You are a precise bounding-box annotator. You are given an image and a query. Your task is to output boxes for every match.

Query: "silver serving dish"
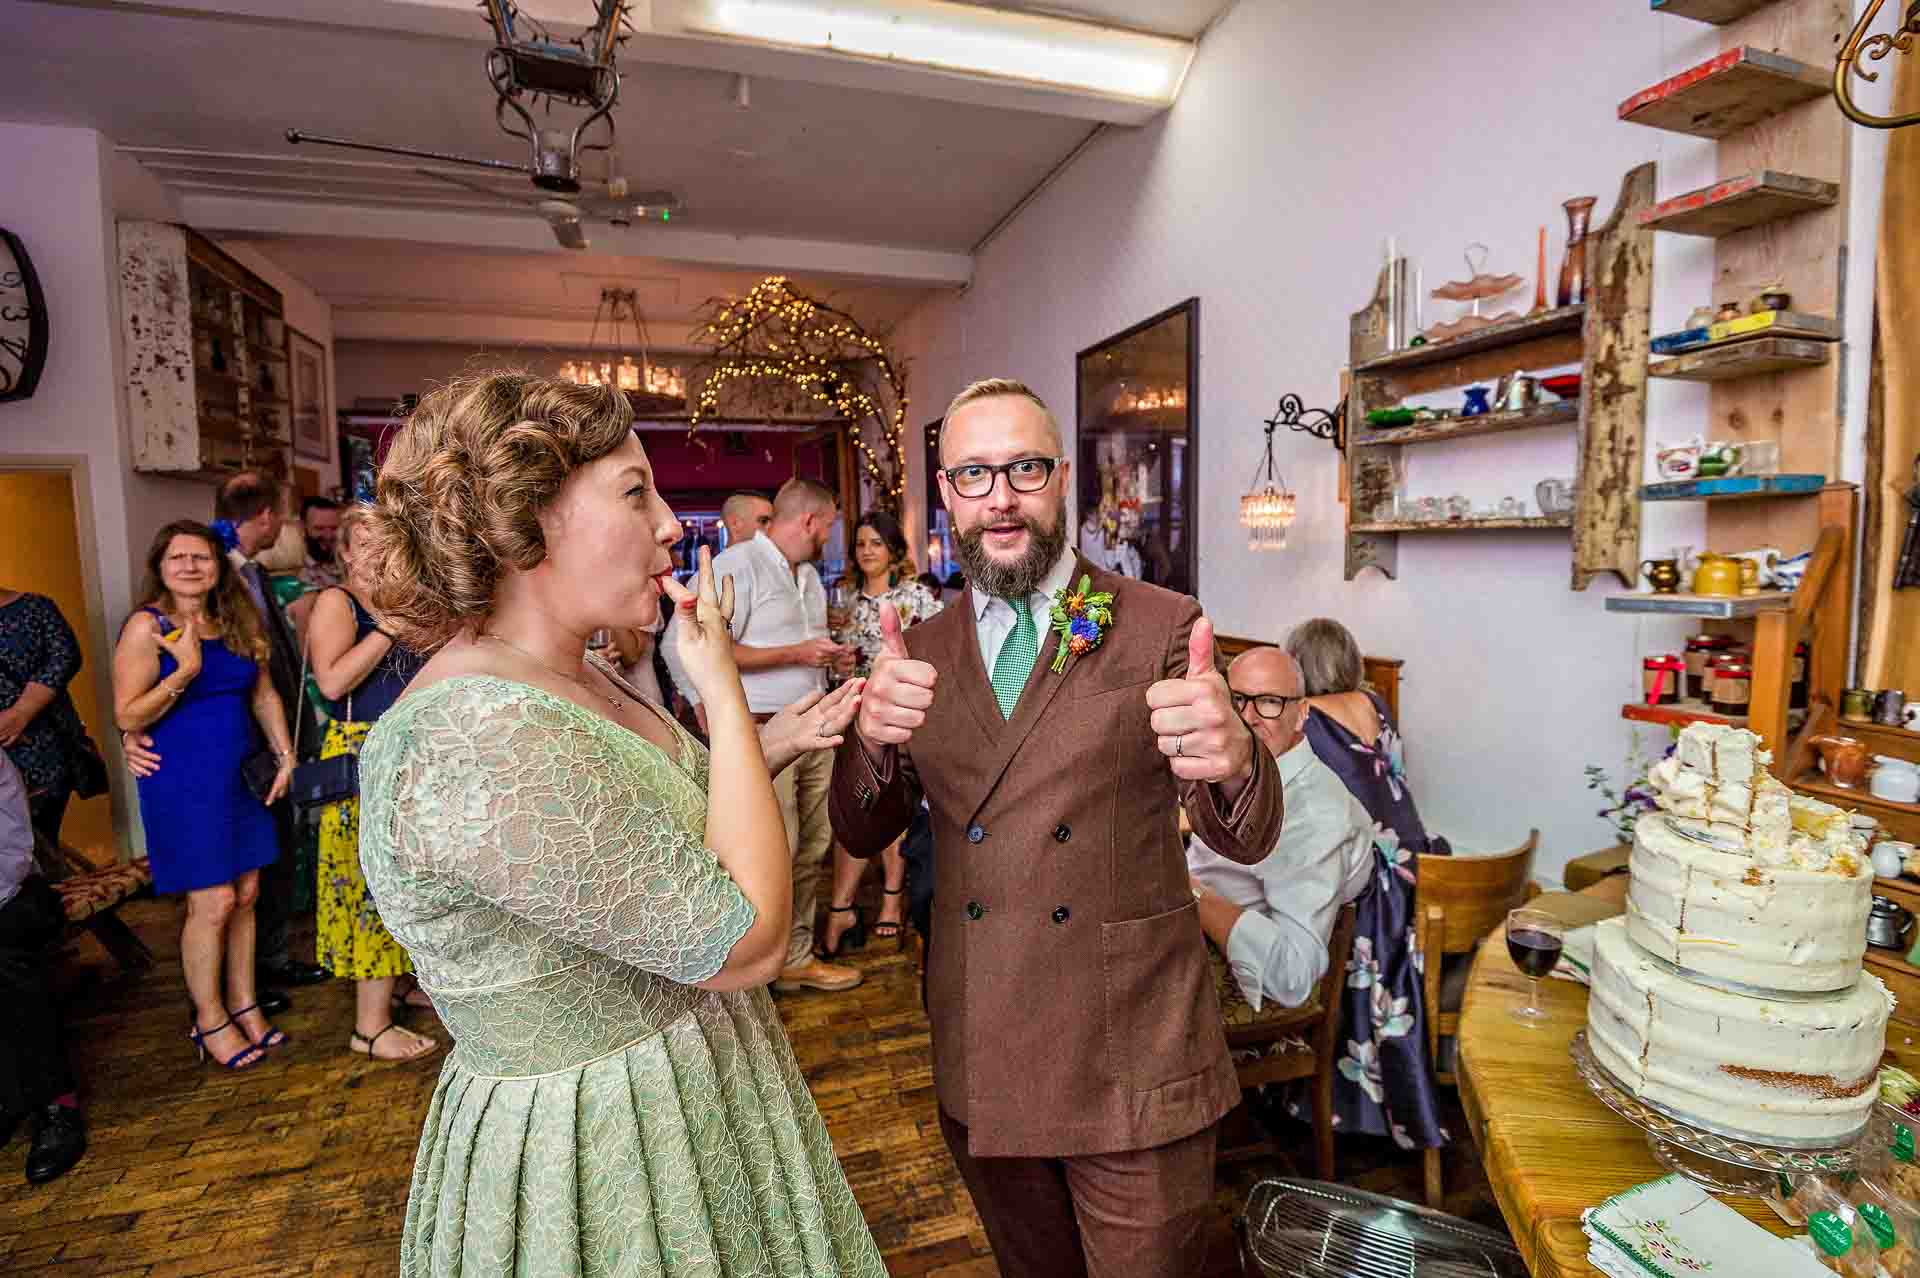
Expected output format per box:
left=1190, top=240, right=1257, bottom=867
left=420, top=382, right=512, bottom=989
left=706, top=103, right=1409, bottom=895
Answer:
left=1239, top=1178, right=1527, bottom=1278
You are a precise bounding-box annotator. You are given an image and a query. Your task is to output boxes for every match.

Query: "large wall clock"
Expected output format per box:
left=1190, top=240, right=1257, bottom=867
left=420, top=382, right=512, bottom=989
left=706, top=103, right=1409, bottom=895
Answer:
left=0, top=228, right=49, bottom=403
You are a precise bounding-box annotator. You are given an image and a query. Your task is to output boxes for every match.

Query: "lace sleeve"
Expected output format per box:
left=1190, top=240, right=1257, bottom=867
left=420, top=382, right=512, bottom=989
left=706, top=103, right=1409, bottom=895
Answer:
left=372, top=680, right=756, bottom=985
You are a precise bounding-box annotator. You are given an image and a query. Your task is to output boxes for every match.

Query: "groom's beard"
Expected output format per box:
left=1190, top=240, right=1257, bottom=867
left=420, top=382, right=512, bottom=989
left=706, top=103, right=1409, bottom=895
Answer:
left=955, top=500, right=1068, bottom=599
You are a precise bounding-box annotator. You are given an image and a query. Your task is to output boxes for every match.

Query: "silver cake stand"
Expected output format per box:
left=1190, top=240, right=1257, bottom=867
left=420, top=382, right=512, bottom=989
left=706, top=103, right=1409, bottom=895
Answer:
left=1570, top=1030, right=1862, bottom=1195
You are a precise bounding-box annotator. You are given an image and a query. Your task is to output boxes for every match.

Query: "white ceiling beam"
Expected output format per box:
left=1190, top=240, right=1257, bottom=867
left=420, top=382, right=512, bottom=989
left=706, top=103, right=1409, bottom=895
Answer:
left=174, top=191, right=973, bottom=287
left=330, top=308, right=712, bottom=347
left=62, top=0, right=1171, bottom=124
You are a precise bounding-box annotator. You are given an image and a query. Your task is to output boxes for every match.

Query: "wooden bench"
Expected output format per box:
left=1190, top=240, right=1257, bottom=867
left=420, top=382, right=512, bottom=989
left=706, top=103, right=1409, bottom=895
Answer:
left=39, top=833, right=156, bottom=972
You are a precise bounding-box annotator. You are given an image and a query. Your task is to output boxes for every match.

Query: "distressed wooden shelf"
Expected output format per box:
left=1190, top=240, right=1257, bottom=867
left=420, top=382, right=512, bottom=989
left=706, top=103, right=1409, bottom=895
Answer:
left=1640, top=474, right=1827, bottom=500
left=1650, top=0, right=1777, bottom=23
left=1350, top=515, right=1572, bottom=534
left=1792, top=772, right=1920, bottom=817
left=1618, top=48, right=1832, bottom=139
left=1359, top=400, right=1577, bottom=446
left=1621, top=699, right=1745, bottom=729
left=1352, top=306, right=1585, bottom=375
left=1648, top=337, right=1831, bottom=381
left=1604, top=591, right=1791, bottom=618
left=1640, top=171, right=1840, bottom=237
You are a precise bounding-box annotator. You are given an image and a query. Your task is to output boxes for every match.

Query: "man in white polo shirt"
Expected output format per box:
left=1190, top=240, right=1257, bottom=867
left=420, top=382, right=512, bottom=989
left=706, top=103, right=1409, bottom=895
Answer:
left=712, top=477, right=860, bottom=992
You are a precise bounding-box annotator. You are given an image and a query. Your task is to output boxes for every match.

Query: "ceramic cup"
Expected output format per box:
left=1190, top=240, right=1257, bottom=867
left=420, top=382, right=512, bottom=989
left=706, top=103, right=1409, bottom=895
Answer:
left=1876, top=689, right=1908, bottom=727
left=1656, top=442, right=1703, bottom=480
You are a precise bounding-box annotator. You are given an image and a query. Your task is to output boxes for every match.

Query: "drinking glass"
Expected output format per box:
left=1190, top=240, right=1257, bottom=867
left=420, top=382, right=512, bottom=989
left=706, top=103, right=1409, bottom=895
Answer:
left=1504, top=907, right=1565, bottom=1025
left=826, top=579, right=856, bottom=641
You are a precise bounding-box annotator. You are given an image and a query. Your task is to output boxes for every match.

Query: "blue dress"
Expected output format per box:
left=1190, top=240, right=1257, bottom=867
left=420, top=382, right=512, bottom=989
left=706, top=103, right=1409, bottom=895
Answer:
left=132, top=609, right=279, bottom=894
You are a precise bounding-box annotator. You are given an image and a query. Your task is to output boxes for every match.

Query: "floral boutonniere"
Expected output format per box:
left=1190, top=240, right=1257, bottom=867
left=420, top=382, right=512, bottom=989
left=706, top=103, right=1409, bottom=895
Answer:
left=1048, top=574, right=1115, bottom=673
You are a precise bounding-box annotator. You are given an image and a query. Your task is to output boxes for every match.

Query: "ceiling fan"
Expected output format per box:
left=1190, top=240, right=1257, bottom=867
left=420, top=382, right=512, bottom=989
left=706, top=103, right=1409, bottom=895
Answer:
left=284, top=0, right=684, bottom=250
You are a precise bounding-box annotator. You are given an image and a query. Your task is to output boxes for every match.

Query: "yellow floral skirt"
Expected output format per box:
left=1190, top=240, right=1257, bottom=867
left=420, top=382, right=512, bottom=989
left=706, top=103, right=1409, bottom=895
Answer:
left=315, top=719, right=413, bottom=981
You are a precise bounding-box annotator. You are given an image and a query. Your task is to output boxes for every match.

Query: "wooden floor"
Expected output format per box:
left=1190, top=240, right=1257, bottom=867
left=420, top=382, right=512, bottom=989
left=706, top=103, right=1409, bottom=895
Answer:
left=0, top=899, right=1504, bottom=1275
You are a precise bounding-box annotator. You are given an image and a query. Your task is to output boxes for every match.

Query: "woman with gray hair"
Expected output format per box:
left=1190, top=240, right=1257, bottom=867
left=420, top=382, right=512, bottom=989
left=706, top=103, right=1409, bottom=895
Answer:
left=1281, top=617, right=1449, bottom=1153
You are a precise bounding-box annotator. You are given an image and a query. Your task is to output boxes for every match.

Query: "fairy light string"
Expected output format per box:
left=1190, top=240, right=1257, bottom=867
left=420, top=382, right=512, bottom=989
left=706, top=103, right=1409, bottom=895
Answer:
left=689, top=276, right=908, bottom=512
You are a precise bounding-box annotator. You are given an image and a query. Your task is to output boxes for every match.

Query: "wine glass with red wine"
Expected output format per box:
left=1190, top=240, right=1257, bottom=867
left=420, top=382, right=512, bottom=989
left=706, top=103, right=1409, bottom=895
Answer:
left=1505, top=908, right=1565, bottom=1025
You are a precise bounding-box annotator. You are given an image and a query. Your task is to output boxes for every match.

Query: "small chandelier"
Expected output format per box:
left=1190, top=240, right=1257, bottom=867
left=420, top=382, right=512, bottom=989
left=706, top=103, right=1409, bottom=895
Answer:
left=1240, top=404, right=1299, bottom=552
left=559, top=287, right=686, bottom=399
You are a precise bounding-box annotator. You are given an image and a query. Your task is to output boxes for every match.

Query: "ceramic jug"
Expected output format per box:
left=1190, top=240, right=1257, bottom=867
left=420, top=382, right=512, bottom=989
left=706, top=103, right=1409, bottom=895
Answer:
left=1640, top=558, right=1681, bottom=594
left=1810, top=735, right=1874, bottom=790
left=1688, top=552, right=1742, bottom=597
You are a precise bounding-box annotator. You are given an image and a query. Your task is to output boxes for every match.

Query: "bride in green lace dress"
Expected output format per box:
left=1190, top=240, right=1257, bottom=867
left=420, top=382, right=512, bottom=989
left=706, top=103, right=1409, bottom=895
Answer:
left=352, top=373, right=884, bottom=1277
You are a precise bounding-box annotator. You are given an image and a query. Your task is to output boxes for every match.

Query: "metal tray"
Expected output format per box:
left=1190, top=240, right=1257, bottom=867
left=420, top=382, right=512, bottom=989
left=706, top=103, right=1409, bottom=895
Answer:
left=1239, top=1177, right=1527, bottom=1278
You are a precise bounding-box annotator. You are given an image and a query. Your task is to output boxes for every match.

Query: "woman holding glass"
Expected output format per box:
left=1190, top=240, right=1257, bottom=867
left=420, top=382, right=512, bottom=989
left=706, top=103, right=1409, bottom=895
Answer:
left=353, top=372, right=880, bottom=1276
left=817, top=511, right=942, bottom=957
left=112, top=521, right=292, bottom=1071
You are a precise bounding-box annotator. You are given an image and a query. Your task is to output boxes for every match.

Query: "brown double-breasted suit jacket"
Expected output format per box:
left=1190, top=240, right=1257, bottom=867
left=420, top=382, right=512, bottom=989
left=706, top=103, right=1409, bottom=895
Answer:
left=829, top=558, right=1285, bottom=1158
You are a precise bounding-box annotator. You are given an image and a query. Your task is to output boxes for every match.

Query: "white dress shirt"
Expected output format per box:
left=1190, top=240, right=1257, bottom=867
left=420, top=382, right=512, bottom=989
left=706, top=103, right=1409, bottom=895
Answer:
left=1187, top=737, right=1375, bottom=1011
left=0, top=753, right=41, bottom=908
left=969, top=541, right=1080, bottom=678
left=698, top=531, right=827, bottom=714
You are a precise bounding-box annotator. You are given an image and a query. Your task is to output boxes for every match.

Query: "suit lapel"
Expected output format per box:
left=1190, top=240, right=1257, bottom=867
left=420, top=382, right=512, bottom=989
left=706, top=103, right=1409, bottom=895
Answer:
left=951, top=583, right=1004, bottom=741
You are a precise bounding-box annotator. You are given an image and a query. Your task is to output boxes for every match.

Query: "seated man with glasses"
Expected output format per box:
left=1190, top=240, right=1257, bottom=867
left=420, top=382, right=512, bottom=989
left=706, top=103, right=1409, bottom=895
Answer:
left=1187, top=644, right=1373, bottom=1011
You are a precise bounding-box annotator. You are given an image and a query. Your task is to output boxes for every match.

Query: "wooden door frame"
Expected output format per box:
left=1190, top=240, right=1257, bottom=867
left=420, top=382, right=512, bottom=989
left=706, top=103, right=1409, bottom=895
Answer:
left=0, top=453, right=130, bottom=861
left=796, top=422, right=861, bottom=566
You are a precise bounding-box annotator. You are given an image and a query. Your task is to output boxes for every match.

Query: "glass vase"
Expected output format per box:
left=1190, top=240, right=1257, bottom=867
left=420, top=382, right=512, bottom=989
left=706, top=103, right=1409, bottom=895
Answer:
left=1556, top=196, right=1597, bottom=308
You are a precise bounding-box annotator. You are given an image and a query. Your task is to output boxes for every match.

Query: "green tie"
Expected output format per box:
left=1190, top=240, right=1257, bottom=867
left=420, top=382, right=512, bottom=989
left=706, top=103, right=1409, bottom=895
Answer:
left=990, top=596, right=1039, bottom=719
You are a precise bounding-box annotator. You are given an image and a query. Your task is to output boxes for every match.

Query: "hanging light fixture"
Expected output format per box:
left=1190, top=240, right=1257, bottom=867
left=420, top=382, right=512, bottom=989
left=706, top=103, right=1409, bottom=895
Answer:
left=559, top=287, right=687, bottom=400
left=1836, top=0, right=1920, bottom=130
left=1240, top=403, right=1298, bottom=552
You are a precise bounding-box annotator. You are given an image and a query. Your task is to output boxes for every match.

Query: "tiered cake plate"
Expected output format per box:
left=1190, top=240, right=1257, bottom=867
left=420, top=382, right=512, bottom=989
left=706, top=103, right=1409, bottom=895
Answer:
left=1570, top=1030, right=1861, bottom=1195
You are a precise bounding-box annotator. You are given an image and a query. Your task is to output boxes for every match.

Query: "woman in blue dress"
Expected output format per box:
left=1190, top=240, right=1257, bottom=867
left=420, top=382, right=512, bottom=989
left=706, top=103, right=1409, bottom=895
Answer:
left=112, top=521, right=294, bottom=1072
left=1282, top=618, right=1449, bottom=1155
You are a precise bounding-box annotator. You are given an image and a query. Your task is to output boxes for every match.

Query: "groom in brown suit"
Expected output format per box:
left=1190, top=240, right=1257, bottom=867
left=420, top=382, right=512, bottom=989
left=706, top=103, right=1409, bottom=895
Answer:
left=830, top=379, right=1284, bottom=1277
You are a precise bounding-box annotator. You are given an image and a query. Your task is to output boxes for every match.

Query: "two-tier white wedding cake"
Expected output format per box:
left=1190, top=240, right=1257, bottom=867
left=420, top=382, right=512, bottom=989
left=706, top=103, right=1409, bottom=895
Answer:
left=1584, top=723, right=1891, bottom=1144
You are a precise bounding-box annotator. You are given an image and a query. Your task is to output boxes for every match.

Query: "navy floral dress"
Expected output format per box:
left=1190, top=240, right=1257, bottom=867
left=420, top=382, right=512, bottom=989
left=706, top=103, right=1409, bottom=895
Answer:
left=0, top=594, right=87, bottom=809
left=1284, top=691, right=1450, bottom=1151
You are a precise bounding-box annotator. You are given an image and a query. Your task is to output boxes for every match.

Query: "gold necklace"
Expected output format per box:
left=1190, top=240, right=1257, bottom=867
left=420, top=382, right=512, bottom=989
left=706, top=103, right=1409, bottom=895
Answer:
left=480, top=633, right=626, bottom=712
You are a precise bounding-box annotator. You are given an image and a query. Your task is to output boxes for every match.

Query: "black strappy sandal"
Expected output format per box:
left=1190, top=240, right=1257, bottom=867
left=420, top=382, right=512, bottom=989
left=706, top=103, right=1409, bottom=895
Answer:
left=871, top=887, right=907, bottom=950
left=816, top=902, right=865, bottom=958
left=351, top=1024, right=435, bottom=1062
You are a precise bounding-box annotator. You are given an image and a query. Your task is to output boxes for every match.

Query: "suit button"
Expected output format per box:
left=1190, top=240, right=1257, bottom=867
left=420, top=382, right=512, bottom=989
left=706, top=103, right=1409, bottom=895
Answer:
left=1053, top=823, right=1071, bottom=843
left=967, top=824, right=985, bottom=844
left=966, top=900, right=985, bottom=921
left=1051, top=905, right=1070, bottom=924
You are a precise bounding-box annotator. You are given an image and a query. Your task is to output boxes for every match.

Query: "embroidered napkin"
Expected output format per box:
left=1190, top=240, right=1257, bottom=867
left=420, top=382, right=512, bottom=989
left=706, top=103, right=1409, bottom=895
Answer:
left=1550, top=923, right=1596, bottom=985
left=1582, top=1174, right=1830, bottom=1277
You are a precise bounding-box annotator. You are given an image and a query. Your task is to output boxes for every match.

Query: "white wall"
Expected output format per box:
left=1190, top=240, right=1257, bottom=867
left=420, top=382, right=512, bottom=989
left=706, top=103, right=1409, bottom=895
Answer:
left=0, top=122, right=143, bottom=851
left=889, top=0, right=1869, bottom=882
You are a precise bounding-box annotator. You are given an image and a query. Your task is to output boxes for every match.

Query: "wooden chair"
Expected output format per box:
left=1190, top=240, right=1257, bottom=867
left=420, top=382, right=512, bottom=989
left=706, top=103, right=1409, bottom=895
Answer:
left=1213, top=902, right=1358, bottom=1180
left=1414, top=829, right=1538, bottom=1207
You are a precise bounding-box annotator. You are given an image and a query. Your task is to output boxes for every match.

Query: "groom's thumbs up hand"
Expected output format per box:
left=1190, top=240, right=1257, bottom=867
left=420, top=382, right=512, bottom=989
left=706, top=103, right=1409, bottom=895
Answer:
left=858, top=602, right=938, bottom=750
left=1147, top=615, right=1254, bottom=784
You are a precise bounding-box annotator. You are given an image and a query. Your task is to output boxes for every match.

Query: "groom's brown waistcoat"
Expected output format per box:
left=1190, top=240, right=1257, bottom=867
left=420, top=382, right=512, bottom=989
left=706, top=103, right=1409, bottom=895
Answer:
left=829, top=559, right=1284, bottom=1158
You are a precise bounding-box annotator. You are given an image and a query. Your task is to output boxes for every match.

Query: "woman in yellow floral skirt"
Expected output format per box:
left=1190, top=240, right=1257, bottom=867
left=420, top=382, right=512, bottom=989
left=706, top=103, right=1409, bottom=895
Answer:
left=307, top=507, right=436, bottom=1061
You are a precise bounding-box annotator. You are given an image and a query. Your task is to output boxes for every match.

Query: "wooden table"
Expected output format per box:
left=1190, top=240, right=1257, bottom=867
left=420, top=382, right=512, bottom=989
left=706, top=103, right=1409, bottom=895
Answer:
left=1455, top=878, right=1790, bottom=1278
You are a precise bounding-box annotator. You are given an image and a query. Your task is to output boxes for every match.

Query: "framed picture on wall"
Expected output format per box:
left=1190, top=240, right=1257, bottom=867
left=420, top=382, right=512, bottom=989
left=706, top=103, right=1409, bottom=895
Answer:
left=289, top=327, right=329, bottom=464
left=1075, top=298, right=1198, bottom=597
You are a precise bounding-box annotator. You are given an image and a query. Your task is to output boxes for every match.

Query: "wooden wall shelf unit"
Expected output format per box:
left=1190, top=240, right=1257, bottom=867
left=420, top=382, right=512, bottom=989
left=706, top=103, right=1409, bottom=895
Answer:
left=1641, top=474, right=1826, bottom=500
left=1784, top=706, right=1920, bottom=847
left=1618, top=47, right=1831, bottom=138
left=1605, top=590, right=1792, bottom=618
left=119, top=221, right=292, bottom=484
left=1650, top=0, right=1774, bottom=22
left=1648, top=337, right=1831, bottom=380
left=1344, top=164, right=1654, bottom=587
left=1640, top=171, right=1839, bottom=236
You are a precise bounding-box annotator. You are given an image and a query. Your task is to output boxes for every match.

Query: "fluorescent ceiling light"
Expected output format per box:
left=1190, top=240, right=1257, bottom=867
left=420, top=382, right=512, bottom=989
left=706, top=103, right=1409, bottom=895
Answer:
left=663, top=0, right=1195, bottom=106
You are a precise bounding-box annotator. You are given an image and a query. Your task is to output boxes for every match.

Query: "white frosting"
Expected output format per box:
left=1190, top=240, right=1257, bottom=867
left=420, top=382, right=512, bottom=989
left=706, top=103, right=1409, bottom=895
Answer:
left=1588, top=918, right=1888, bottom=1143
left=1626, top=813, right=1872, bottom=993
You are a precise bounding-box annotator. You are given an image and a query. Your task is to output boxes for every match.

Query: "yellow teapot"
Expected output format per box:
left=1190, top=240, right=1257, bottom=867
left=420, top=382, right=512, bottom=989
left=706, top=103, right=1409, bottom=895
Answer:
left=1688, top=551, right=1743, bottom=597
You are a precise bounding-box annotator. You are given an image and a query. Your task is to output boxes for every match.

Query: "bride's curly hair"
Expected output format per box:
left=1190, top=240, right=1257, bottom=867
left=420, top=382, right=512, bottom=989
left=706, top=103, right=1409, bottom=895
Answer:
left=352, top=372, right=635, bottom=651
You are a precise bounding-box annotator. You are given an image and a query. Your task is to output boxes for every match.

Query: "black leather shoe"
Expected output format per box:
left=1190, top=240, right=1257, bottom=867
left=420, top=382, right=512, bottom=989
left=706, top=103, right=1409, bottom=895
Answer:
left=25, top=1105, right=85, bottom=1185
left=256, top=989, right=292, bottom=1017
left=258, top=961, right=328, bottom=988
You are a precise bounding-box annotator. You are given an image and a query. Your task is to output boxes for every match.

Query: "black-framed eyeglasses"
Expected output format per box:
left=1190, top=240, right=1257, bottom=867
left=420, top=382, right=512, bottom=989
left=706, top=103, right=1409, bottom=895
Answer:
left=941, top=456, right=1064, bottom=499
left=1230, top=690, right=1304, bottom=720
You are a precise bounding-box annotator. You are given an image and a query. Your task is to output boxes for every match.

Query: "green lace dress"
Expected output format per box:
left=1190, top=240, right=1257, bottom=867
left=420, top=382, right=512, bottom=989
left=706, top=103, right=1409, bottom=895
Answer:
left=358, top=674, right=886, bottom=1278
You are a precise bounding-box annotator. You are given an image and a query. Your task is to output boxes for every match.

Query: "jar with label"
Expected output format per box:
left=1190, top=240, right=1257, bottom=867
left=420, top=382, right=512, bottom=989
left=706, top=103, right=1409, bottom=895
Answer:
left=1710, top=657, right=1753, bottom=718
left=1642, top=654, right=1684, bottom=706
left=1792, top=641, right=1810, bottom=710
left=1684, top=633, right=1733, bottom=701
